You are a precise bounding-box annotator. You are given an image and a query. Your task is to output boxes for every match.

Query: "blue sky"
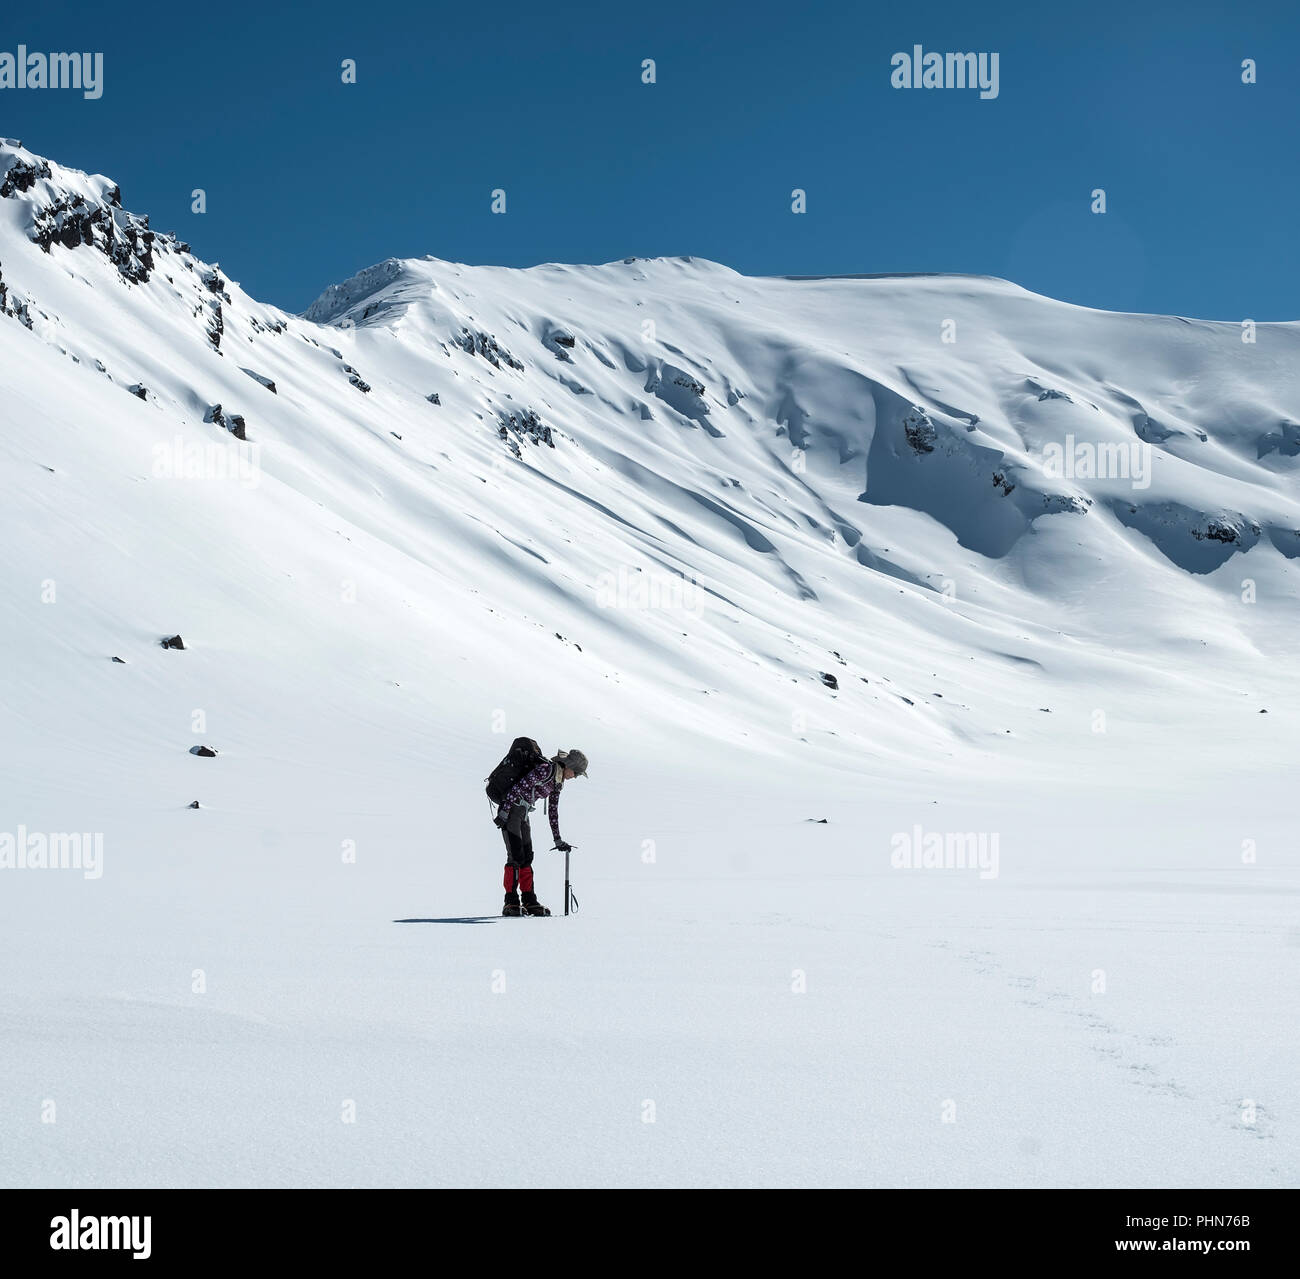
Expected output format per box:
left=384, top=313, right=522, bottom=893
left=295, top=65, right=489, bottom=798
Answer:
left=5, top=0, right=1297, bottom=318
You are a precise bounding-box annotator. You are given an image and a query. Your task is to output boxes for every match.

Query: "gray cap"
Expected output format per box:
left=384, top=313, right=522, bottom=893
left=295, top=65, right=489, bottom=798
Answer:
left=559, top=749, right=589, bottom=777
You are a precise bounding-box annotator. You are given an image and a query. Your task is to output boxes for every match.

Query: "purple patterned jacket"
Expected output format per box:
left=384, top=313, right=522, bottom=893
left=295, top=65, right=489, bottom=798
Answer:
left=501, top=762, right=564, bottom=844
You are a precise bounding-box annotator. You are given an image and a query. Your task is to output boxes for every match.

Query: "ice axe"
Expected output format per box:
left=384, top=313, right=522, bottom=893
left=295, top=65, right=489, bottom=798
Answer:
left=555, top=843, right=578, bottom=915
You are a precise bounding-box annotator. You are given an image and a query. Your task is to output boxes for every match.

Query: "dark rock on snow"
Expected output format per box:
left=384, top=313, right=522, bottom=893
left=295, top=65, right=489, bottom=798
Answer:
left=500, top=407, right=552, bottom=448
left=0, top=157, right=51, bottom=197
left=206, top=302, right=223, bottom=351
left=457, top=327, right=524, bottom=370
left=205, top=404, right=247, bottom=439
left=902, top=406, right=937, bottom=454
left=242, top=368, right=277, bottom=394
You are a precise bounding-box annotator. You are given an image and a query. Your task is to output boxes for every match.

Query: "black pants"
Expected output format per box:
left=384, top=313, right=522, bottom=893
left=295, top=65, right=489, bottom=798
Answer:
left=501, top=805, right=535, bottom=895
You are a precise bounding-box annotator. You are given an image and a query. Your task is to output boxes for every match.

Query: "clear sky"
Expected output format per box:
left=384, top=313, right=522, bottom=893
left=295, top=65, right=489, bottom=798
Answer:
left=5, top=0, right=1297, bottom=318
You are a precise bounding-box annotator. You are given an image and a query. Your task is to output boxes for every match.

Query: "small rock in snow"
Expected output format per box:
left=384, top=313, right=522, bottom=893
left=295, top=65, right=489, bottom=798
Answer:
left=242, top=368, right=277, bottom=393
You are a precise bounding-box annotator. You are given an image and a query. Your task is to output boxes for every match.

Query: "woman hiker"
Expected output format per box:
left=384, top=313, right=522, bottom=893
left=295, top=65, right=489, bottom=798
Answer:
left=496, top=748, right=588, bottom=916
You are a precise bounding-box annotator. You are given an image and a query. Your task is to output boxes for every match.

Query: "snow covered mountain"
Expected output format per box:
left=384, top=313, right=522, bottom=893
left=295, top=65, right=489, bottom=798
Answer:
left=3, top=135, right=1297, bottom=773
left=2, top=139, right=1296, bottom=1189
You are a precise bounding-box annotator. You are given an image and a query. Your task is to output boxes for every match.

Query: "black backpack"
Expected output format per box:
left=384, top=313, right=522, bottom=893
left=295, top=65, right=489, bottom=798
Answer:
left=485, top=737, right=546, bottom=806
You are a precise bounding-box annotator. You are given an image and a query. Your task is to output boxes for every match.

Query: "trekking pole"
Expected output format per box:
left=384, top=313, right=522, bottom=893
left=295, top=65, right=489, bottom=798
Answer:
left=564, top=845, right=571, bottom=916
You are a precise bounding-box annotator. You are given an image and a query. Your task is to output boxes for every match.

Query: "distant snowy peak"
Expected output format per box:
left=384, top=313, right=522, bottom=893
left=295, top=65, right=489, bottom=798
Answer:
left=302, top=257, right=412, bottom=326
left=301, top=252, right=745, bottom=330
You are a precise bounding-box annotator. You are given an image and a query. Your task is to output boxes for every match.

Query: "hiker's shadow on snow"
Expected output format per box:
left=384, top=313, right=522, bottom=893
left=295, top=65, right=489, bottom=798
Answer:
left=394, top=916, right=500, bottom=925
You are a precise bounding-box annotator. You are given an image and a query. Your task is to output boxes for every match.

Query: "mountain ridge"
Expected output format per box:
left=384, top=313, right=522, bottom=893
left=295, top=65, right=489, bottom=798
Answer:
left=1, top=136, right=1296, bottom=785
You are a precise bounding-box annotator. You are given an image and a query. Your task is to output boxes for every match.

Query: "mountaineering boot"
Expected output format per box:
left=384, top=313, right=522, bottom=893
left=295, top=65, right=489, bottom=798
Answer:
left=503, top=891, right=522, bottom=917
left=520, top=891, right=551, bottom=917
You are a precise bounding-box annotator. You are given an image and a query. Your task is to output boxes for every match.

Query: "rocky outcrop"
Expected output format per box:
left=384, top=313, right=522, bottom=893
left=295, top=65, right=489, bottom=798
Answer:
left=204, top=404, right=247, bottom=438
left=206, top=302, right=223, bottom=351
left=1257, top=421, right=1300, bottom=459
left=27, top=191, right=158, bottom=284
left=242, top=368, right=276, bottom=394
left=1193, top=515, right=1258, bottom=545
left=499, top=407, right=553, bottom=449
left=1039, top=493, right=1091, bottom=516
left=7, top=294, right=33, bottom=329
left=902, top=406, right=937, bottom=454
left=544, top=326, right=576, bottom=360
left=0, top=157, right=50, bottom=197
left=458, top=327, right=524, bottom=370
left=1112, top=501, right=1262, bottom=572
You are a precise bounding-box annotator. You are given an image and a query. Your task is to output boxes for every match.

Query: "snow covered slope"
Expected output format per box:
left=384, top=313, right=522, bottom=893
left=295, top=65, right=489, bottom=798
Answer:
left=1, top=139, right=1297, bottom=1188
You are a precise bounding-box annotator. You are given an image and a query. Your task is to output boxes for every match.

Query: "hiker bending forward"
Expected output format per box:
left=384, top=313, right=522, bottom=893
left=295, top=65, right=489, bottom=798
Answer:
left=497, top=748, right=588, bottom=916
